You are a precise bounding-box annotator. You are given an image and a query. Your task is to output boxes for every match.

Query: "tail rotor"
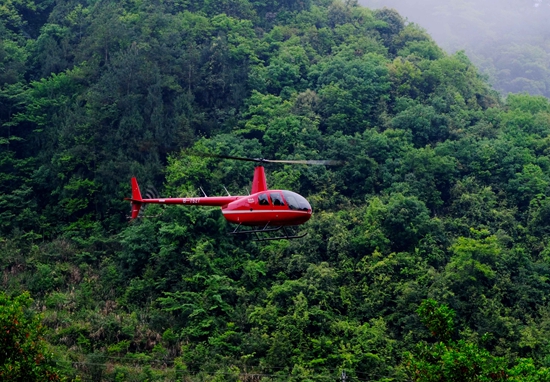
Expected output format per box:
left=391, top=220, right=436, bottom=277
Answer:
left=138, top=185, right=160, bottom=218
left=125, top=178, right=162, bottom=220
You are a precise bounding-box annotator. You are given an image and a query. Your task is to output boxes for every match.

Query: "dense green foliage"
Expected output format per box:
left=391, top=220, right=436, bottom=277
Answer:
left=2, top=0, right=550, bottom=380
left=362, top=0, right=550, bottom=97
left=0, top=292, right=62, bottom=381
left=408, top=300, right=550, bottom=381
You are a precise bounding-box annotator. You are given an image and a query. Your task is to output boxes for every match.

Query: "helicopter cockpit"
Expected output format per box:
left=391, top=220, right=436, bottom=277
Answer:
left=282, top=191, right=311, bottom=211
left=256, top=191, right=311, bottom=211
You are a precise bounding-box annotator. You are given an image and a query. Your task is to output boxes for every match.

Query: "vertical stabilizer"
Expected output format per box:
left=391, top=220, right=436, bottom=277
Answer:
left=131, top=177, right=143, bottom=201
left=129, top=177, right=143, bottom=219
left=251, top=166, right=267, bottom=194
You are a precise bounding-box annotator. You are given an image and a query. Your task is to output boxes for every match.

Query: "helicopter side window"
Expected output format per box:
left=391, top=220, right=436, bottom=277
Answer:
left=270, top=192, right=285, bottom=206
left=258, top=193, right=270, bottom=206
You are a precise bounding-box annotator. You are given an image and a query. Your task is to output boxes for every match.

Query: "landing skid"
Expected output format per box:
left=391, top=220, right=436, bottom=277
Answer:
left=231, top=223, right=307, bottom=241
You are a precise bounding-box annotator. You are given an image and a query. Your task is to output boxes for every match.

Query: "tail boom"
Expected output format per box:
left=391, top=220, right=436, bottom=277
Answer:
left=138, top=196, right=241, bottom=206
left=125, top=177, right=243, bottom=220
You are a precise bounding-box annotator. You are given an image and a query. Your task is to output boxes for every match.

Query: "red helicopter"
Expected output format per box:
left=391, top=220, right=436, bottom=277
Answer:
left=126, top=154, right=341, bottom=240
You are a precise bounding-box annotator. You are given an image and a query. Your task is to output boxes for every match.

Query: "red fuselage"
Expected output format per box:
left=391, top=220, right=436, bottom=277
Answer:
left=222, top=190, right=312, bottom=226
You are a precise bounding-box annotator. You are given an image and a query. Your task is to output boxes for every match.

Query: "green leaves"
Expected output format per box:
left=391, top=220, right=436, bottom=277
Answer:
left=447, top=234, right=500, bottom=283
left=0, top=292, right=62, bottom=381
left=408, top=299, right=550, bottom=381
left=358, top=194, right=438, bottom=253
left=507, top=94, right=550, bottom=115
left=310, top=52, right=390, bottom=133
left=417, top=299, right=455, bottom=342
left=158, top=274, right=237, bottom=340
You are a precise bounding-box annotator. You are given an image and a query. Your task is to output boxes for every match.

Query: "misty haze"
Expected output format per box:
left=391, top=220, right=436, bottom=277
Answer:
left=360, top=0, right=550, bottom=97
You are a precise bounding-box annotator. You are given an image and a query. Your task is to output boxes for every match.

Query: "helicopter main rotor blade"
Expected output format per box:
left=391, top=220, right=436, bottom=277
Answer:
left=263, top=159, right=344, bottom=166
left=191, top=152, right=262, bottom=163
left=186, top=151, right=344, bottom=166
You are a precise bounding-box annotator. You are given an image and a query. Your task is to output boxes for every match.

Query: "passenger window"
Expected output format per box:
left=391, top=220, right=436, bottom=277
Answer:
left=258, top=193, right=270, bottom=206
left=270, top=192, right=285, bottom=206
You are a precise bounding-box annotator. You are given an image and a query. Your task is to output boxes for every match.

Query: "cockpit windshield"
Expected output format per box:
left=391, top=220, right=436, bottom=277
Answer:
left=282, top=191, right=311, bottom=211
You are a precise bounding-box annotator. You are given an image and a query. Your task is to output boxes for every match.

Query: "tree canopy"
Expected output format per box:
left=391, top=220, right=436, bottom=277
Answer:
left=2, top=0, right=550, bottom=380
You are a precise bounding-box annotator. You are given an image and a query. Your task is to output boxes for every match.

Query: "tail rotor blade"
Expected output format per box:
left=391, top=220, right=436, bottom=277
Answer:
left=144, top=185, right=159, bottom=200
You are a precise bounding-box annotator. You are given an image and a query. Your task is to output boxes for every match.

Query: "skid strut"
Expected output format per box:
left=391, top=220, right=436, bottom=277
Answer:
left=231, top=223, right=307, bottom=241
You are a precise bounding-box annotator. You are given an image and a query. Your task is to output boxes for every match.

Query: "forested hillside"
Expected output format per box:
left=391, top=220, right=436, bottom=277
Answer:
left=361, top=0, right=550, bottom=97
left=3, top=0, right=550, bottom=380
